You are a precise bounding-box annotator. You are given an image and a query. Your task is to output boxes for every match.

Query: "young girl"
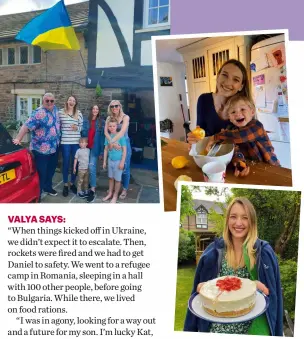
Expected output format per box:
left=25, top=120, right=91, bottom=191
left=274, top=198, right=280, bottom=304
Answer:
left=184, top=197, right=283, bottom=336
left=59, top=95, right=83, bottom=196
left=81, top=105, right=105, bottom=203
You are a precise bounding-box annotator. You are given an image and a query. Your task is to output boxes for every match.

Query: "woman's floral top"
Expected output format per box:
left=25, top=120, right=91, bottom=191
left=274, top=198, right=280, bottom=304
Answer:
left=25, top=106, right=60, bottom=155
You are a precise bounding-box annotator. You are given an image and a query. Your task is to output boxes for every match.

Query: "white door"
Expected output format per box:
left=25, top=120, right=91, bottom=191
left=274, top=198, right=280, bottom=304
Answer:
left=17, top=96, right=42, bottom=122
left=207, top=42, right=236, bottom=92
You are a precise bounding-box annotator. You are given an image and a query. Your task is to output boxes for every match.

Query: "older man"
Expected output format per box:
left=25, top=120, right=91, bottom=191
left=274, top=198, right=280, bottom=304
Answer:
left=13, top=93, right=60, bottom=198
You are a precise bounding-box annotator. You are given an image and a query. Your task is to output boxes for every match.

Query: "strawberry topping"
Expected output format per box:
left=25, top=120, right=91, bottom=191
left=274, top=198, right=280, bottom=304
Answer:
left=216, top=276, right=242, bottom=292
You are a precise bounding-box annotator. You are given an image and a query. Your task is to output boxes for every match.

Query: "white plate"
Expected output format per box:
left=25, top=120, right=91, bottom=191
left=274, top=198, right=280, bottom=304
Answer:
left=188, top=290, right=269, bottom=324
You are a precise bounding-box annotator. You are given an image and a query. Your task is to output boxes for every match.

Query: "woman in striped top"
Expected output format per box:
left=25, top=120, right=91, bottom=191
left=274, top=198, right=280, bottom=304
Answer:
left=59, top=95, right=83, bottom=197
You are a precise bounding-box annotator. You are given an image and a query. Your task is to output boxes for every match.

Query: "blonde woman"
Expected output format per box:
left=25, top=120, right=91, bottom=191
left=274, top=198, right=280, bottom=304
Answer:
left=104, top=100, right=131, bottom=200
left=59, top=95, right=83, bottom=197
left=184, top=197, right=283, bottom=336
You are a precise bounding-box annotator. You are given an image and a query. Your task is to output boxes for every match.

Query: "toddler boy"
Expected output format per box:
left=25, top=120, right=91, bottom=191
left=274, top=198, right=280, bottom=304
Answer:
left=207, top=94, right=280, bottom=177
left=74, top=137, right=90, bottom=198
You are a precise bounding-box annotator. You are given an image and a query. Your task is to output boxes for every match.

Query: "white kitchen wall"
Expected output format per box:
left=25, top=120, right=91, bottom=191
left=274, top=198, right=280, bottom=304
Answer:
left=157, top=62, right=188, bottom=141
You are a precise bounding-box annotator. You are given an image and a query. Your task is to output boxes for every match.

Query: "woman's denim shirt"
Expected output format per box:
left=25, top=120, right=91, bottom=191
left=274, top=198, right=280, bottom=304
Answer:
left=81, top=117, right=105, bottom=156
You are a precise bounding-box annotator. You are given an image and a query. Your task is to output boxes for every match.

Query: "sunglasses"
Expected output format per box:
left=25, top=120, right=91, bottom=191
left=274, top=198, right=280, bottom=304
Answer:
left=110, top=105, right=119, bottom=109
left=45, top=99, right=54, bottom=103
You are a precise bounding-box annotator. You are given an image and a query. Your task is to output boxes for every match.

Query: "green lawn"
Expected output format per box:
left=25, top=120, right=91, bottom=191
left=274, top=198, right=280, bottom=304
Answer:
left=174, top=265, right=196, bottom=331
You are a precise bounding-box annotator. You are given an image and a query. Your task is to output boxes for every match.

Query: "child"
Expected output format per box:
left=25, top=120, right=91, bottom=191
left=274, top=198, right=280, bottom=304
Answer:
left=102, top=118, right=127, bottom=203
left=207, top=94, right=280, bottom=177
left=73, top=137, right=90, bottom=198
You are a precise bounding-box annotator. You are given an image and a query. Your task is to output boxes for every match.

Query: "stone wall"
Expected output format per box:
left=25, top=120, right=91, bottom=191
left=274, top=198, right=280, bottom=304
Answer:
left=0, top=33, right=124, bottom=122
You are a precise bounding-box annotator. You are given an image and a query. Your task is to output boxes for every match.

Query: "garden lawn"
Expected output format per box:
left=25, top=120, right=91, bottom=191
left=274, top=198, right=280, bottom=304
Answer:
left=174, top=265, right=196, bottom=331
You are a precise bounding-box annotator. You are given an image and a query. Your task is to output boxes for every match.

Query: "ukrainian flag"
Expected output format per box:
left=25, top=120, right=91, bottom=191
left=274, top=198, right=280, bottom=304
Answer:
left=15, top=0, right=80, bottom=51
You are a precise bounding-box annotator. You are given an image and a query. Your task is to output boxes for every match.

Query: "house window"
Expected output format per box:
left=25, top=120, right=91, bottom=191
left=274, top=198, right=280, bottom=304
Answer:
left=33, top=46, right=41, bottom=64
left=8, top=48, right=15, bottom=65
left=20, top=46, right=29, bottom=64
left=17, top=95, right=42, bottom=122
left=144, top=0, right=170, bottom=27
left=196, top=210, right=208, bottom=229
left=0, top=49, right=2, bottom=65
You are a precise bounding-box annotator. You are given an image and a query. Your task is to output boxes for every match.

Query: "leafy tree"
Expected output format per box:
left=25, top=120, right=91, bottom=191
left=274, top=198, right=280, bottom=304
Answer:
left=180, top=185, right=201, bottom=223
left=208, top=206, right=225, bottom=236
left=204, top=186, right=230, bottom=199
left=230, top=188, right=300, bottom=259
left=178, top=228, right=196, bottom=263
left=278, top=257, right=297, bottom=320
left=204, top=187, right=232, bottom=236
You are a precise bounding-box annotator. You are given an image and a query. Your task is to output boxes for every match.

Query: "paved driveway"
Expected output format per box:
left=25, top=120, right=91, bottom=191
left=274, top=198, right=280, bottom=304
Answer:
left=41, top=168, right=159, bottom=204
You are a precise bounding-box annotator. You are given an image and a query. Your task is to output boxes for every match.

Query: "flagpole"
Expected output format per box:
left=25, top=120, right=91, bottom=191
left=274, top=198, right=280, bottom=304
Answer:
left=79, top=50, right=87, bottom=72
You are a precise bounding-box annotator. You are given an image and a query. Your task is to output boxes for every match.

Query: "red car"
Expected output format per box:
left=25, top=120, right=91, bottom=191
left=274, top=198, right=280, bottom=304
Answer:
left=0, top=123, right=40, bottom=203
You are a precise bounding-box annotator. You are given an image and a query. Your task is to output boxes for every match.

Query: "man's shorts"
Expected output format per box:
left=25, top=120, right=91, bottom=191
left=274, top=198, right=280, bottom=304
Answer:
left=108, top=159, right=123, bottom=181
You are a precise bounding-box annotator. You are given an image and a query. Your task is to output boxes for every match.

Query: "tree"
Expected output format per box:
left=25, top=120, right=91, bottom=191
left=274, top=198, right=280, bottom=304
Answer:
left=230, top=188, right=300, bottom=259
left=180, top=185, right=201, bottom=223
left=204, top=187, right=232, bottom=236
left=278, top=257, right=297, bottom=320
left=208, top=205, right=225, bottom=236
left=274, top=192, right=300, bottom=257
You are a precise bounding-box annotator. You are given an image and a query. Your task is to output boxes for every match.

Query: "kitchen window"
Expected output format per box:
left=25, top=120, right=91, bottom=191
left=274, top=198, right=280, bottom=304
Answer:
left=17, top=95, right=42, bottom=122
left=20, top=46, right=29, bottom=64
left=144, top=0, right=170, bottom=28
left=8, top=47, right=15, bottom=65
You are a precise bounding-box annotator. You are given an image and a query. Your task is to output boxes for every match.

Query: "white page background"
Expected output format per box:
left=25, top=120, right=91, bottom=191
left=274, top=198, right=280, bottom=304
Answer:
left=1, top=40, right=304, bottom=339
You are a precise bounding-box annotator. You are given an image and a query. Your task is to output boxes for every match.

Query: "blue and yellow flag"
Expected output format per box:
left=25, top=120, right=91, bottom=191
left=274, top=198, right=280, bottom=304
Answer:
left=15, top=0, right=80, bottom=51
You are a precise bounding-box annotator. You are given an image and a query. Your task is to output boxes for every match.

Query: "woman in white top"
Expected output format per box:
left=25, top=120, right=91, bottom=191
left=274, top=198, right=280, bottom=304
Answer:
left=59, top=95, right=83, bottom=197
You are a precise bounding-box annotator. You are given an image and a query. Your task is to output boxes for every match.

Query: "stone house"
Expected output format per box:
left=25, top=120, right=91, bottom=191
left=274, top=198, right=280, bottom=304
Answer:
left=0, top=0, right=170, bottom=168
left=181, top=199, right=225, bottom=262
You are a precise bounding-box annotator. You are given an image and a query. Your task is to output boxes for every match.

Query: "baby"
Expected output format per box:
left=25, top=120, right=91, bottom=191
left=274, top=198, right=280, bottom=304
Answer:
left=207, top=94, right=280, bottom=177
left=73, top=137, right=90, bottom=198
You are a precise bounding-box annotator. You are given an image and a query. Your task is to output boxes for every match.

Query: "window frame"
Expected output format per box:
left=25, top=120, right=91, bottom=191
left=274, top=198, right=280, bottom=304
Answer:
left=32, top=45, right=42, bottom=64
left=143, top=0, right=170, bottom=28
left=7, top=47, right=16, bottom=65
left=0, top=48, right=3, bottom=66
left=16, top=95, right=43, bottom=121
left=196, top=206, right=208, bottom=229
left=19, top=45, right=29, bottom=65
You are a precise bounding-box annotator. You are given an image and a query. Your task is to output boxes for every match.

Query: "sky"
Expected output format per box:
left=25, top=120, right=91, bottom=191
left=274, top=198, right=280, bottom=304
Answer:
left=0, top=0, right=87, bottom=15
left=192, top=186, right=231, bottom=202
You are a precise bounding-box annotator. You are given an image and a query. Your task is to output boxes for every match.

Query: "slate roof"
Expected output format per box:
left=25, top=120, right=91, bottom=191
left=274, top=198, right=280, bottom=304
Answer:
left=0, top=1, right=89, bottom=41
left=193, top=199, right=225, bottom=214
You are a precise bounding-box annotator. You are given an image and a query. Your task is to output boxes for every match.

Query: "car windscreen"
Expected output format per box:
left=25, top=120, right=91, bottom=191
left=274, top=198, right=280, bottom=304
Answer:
left=0, top=123, right=22, bottom=155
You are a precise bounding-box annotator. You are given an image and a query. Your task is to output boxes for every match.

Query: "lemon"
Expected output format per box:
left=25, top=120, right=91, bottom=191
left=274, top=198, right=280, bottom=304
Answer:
left=192, top=126, right=205, bottom=139
left=174, top=175, right=192, bottom=190
left=200, top=149, right=208, bottom=156
left=171, top=156, right=189, bottom=169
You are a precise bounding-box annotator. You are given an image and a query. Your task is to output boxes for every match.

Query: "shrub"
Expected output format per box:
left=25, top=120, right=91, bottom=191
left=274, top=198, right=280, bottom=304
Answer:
left=278, top=257, right=297, bottom=320
left=178, top=228, right=195, bottom=264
